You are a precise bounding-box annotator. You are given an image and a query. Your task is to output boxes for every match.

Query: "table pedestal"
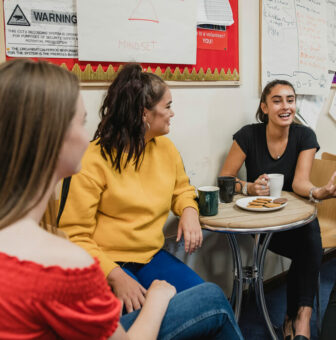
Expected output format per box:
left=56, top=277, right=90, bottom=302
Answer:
left=227, top=233, right=278, bottom=339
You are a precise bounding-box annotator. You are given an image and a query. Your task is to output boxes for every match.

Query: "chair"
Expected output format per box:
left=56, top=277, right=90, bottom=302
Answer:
left=310, top=159, right=336, bottom=249
left=310, top=158, right=336, bottom=333
left=321, top=152, right=336, bottom=162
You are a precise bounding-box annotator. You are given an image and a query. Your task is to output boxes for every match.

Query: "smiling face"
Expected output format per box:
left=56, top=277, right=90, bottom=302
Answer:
left=261, top=84, right=296, bottom=128
left=144, top=87, right=174, bottom=140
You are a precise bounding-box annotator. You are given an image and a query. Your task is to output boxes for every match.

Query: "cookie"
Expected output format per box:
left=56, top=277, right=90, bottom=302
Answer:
left=247, top=205, right=264, bottom=209
left=273, top=198, right=288, bottom=204
left=255, top=198, right=272, bottom=202
left=249, top=201, right=266, bottom=206
left=264, top=203, right=281, bottom=208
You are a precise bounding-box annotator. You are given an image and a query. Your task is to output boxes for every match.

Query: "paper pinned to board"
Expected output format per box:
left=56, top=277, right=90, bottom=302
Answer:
left=295, top=73, right=334, bottom=130
left=198, top=0, right=234, bottom=26
left=329, top=92, right=336, bottom=122
left=296, top=95, right=326, bottom=131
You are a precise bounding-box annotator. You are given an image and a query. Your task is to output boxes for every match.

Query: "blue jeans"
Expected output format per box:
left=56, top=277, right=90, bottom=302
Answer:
left=119, top=249, right=204, bottom=293
left=121, top=282, right=244, bottom=340
left=320, top=281, right=336, bottom=340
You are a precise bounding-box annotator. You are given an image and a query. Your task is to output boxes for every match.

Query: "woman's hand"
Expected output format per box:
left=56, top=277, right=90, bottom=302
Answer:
left=109, top=280, right=176, bottom=340
left=314, top=171, right=336, bottom=200
left=176, top=207, right=203, bottom=254
left=249, top=174, right=270, bottom=196
left=146, top=279, right=176, bottom=302
left=107, top=267, right=147, bottom=314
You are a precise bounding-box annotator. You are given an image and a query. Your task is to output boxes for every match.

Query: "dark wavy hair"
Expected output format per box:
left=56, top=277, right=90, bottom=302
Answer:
left=256, top=79, right=296, bottom=123
left=94, top=63, right=167, bottom=172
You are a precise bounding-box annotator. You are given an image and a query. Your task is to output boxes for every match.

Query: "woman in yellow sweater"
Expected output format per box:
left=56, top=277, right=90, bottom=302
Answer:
left=59, top=64, right=205, bottom=314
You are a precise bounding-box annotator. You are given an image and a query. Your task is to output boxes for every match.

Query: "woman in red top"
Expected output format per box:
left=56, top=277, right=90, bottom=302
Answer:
left=0, top=59, right=243, bottom=340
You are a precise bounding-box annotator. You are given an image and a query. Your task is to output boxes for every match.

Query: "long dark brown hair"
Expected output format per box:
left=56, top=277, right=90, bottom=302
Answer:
left=256, top=79, right=296, bottom=123
left=94, top=63, right=167, bottom=172
left=0, top=59, right=79, bottom=229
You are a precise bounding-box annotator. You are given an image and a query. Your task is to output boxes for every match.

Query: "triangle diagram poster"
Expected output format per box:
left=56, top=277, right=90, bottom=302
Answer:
left=129, top=0, right=159, bottom=24
left=77, top=0, right=197, bottom=64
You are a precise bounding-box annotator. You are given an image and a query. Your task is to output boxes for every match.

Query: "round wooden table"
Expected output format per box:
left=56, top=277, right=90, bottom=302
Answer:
left=200, top=191, right=317, bottom=340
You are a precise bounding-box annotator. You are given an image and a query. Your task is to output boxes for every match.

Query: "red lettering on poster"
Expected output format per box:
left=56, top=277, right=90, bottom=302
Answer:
left=197, top=29, right=227, bottom=51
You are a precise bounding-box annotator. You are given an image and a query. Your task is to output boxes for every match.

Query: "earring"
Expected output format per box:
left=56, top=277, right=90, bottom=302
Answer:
left=146, top=122, right=150, bottom=130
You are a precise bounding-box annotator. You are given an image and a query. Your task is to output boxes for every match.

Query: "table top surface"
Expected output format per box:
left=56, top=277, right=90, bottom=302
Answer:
left=200, top=191, right=317, bottom=233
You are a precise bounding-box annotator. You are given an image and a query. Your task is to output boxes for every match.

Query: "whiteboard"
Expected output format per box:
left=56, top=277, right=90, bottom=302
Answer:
left=327, top=0, right=336, bottom=71
left=261, top=0, right=330, bottom=95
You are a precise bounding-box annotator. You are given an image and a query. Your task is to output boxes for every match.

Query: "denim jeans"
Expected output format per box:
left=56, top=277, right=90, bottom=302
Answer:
left=120, top=282, right=244, bottom=340
left=320, top=281, right=336, bottom=340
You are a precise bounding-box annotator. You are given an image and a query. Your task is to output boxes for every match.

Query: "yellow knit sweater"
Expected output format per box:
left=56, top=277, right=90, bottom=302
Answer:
left=59, top=136, right=198, bottom=277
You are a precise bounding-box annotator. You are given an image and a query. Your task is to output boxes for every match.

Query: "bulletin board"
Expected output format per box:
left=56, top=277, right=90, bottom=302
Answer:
left=0, top=0, right=239, bottom=85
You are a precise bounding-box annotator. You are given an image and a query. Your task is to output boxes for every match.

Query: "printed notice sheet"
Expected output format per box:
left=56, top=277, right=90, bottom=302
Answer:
left=76, top=0, right=198, bottom=64
left=4, top=0, right=77, bottom=58
left=329, top=91, right=336, bottom=121
left=197, top=0, right=233, bottom=26
left=295, top=73, right=334, bottom=130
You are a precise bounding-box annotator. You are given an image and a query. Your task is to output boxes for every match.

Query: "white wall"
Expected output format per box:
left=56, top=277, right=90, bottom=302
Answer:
left=80, top=0, right=336, bottom=295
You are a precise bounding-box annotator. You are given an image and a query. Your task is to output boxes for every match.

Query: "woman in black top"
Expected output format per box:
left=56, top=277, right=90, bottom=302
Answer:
left=220, top=79, right=336, bottom=340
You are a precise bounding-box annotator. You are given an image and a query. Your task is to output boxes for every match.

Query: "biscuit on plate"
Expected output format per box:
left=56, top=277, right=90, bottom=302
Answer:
left=249, top=201, right=265, bottom=206
left=248, top=205, right=264, bottom=208
left=264, top=203, right=281, bottom=208
left=273, top=198, right=288, bottom=204
left=255, top=198, right=272, bottom=202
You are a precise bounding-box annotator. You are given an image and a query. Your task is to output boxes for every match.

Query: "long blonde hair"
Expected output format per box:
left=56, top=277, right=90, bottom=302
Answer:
left=0, top=59, right=79, bottom=229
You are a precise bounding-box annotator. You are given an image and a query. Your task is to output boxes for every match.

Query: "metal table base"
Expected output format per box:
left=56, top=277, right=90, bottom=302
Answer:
left=227, top=232, right=277, bottom=339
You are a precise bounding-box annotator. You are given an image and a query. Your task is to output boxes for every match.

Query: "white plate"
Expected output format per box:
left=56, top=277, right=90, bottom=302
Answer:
left=235, top=196, right=287, bottom=212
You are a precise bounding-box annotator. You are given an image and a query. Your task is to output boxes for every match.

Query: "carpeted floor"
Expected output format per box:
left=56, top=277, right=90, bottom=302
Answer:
left=239, top=257, right=336, bottom=340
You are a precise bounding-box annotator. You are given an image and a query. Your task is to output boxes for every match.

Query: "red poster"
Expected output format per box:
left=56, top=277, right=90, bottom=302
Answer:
left=197, top=29, right=228, bottom=51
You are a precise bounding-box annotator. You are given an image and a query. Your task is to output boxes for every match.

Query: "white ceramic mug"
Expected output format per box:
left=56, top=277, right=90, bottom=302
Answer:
left=268, top=173, right=284, bottom=197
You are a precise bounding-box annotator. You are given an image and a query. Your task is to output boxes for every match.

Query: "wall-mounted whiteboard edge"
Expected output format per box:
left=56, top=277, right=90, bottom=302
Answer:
left=0, top=1, right=5, bottom=64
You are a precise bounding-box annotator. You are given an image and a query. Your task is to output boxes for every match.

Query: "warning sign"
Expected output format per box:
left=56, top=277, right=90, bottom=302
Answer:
left=7, top=5, right=30, bottom=26
left=4, top=0, right=78, bottom=59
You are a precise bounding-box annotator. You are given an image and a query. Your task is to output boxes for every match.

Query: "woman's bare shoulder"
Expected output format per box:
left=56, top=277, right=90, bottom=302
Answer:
left=43, top=231, right=95, bottom=269
left=0, top=221, right=94, bottom=269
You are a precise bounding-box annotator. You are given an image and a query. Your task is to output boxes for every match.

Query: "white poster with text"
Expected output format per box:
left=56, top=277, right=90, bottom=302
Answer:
left=76, top=0, right=198, bottom=64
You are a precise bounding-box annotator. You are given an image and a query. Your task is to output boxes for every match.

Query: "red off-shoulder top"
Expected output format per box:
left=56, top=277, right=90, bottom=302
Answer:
left=0, top=252, right=121, bottom=339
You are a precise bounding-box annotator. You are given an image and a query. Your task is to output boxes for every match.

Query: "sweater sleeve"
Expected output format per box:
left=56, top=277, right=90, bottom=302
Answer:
left=170, top=143, right=198, bottom=216
left=58, top=170, right=118, bottom=277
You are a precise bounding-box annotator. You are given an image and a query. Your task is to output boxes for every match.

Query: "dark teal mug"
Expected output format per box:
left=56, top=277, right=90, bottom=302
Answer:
left=198, top=186, right=219, bottom=216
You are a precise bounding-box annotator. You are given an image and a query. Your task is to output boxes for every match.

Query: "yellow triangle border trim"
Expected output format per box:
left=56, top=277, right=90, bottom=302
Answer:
left=62, top=63, right=240, bottom=82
